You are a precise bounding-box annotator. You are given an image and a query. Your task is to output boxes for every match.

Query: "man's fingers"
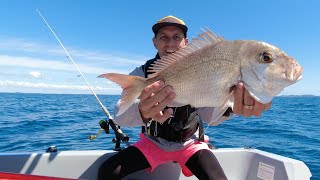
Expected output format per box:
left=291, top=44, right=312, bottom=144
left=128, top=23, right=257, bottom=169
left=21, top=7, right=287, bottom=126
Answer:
left=233, top=82, right=272, bottom=117
left=243, top=89, right=254, bottom=106
left=142, top=91, right=175, bottom=120
left=265, top=102, right=272, bottom=110
left=243, top=99, right=272, bottom=117
left=154, top=108, right=174, bottom=124
left=148, top=92, right=176, bottom=116
left=149, top=86, right=174, bottom=106
left=252, top=102, right=264, bottom=116
left=139, top=81, right=164, bottom=101
left=138, top=81, right=176, bottom=121
left=242, top=106, right=253, bottom=117
left=141, top=85, right=173, bottom=111
left=233, top=83, right=244, bottom=115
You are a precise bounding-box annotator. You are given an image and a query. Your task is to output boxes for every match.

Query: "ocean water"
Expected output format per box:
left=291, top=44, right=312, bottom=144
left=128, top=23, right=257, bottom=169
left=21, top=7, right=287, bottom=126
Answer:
left=0, top=93, right=319, bottom=179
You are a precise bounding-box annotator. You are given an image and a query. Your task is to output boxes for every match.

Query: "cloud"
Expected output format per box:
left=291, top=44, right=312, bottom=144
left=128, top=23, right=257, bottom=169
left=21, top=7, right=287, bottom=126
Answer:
left=0, top=38, right=59, bottom=54
left=0, top=38, right=146, bottom=66
left=0, top=55, right=125, bottom=74
left=0, top=37, right=147, bottom=75
left=0, top=37, right=146, bottom=94
left=0, top=80, right=120, bottom=92
left=30, top=71, right=41, bottom=78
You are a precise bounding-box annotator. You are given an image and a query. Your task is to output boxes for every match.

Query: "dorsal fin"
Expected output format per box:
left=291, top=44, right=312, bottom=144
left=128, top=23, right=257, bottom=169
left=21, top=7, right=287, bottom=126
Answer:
left=148, top=28, right=224, bottom=78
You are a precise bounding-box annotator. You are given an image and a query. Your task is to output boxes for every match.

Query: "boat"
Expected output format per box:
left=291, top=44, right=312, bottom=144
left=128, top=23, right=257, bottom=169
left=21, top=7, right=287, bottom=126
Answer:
left=0, top=147, right=312, bottom=180
left=0, top=10, right=311, bottom=180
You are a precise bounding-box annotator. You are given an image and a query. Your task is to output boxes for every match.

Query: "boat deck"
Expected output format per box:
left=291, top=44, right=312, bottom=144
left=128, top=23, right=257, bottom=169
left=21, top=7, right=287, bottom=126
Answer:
left=0, top=148, right=312, bottom=180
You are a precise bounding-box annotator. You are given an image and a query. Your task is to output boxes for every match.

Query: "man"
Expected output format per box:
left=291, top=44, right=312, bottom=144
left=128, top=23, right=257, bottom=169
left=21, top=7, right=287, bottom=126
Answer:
left=98, top=15, right=271, bottom=180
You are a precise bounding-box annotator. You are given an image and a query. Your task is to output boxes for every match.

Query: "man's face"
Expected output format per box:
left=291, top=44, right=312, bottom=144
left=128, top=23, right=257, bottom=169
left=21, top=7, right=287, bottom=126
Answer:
left=153, top=26, right=188, bottom=57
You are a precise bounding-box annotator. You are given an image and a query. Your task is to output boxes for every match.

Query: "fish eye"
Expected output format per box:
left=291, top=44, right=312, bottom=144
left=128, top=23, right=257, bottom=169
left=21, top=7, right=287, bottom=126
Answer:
left=260, top=52, right=273, bottom=63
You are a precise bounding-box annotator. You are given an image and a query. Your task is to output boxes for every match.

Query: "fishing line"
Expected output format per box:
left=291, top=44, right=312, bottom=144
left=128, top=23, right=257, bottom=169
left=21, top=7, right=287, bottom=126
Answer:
left=36, top=8, right=130, bottom=147
left=36, top=9, right=112, bottom=120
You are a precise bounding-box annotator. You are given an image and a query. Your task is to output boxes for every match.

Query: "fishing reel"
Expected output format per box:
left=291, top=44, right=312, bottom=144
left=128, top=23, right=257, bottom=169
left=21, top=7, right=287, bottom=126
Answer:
left=89, top=119, right=130, bottom=151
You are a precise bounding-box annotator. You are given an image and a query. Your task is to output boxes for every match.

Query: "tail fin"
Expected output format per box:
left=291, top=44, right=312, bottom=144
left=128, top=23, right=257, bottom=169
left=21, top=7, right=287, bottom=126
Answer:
left=98, top=73, right=146, bottom=115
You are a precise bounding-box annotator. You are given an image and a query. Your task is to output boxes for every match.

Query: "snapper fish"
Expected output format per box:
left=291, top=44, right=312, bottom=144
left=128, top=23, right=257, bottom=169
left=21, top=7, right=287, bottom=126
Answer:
left=99, top=29, right=303, bottom=123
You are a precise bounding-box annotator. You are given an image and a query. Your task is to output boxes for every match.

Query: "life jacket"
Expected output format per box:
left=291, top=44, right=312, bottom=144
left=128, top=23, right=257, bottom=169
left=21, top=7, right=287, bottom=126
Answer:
left=140, top=54, right=204, bottom=142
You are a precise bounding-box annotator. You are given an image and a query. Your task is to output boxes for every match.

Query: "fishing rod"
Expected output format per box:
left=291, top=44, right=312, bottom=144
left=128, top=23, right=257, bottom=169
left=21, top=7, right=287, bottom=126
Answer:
left=36, top=8, right=130, bottom=149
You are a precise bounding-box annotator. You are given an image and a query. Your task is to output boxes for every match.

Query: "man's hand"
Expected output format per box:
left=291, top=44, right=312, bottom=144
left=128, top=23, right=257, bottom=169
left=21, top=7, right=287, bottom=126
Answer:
left=233, top=82, right=272, bottom=117
left=138, top=80, right=176, bottom=123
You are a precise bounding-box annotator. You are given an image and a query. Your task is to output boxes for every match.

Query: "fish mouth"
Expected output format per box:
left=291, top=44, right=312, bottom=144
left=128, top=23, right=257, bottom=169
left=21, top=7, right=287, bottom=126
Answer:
left=286, top=60, right=303, bottom=81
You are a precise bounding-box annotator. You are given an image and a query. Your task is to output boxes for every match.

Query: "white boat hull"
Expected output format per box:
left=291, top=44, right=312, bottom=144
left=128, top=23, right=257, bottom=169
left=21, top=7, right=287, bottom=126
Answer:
left=0, top=148, right=312, bottom=180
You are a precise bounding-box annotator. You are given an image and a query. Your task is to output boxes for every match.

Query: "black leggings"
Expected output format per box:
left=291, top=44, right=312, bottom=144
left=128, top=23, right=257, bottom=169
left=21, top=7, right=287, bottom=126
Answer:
left=97, top=146, right=227, bottom=180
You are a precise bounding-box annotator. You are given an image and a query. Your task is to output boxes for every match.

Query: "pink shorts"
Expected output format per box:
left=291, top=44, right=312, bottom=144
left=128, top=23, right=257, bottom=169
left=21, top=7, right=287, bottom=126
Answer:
left=133, top=133, right=210, bottom=177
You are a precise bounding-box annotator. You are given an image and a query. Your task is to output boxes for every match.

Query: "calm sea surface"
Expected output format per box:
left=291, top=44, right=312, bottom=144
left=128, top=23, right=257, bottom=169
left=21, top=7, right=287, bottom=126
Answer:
left=0, top=93, right=319, bottom=179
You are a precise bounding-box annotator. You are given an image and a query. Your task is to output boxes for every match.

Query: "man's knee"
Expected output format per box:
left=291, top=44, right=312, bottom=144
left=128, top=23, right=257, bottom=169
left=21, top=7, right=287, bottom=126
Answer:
left=97, top=157, right=121, bottom=180
left=186, top=149, right=227, bottom=180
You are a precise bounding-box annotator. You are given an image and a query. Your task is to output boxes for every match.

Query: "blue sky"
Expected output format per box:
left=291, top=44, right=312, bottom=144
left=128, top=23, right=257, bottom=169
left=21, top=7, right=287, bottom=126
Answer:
left=0, top=0, right=319, bottom=95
